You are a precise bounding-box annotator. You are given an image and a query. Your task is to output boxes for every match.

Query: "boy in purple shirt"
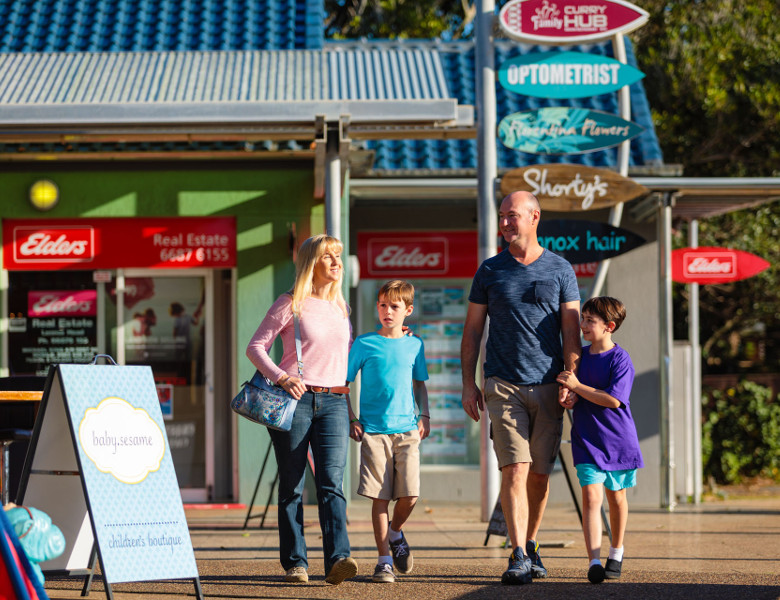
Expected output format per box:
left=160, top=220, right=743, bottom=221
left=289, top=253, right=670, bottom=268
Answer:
left=557, top=296, right=643, bottom=584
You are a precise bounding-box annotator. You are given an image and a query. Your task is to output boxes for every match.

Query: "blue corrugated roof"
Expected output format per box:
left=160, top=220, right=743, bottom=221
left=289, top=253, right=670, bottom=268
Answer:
left=351, top=39, right=663, bottom=171
left=0, top=0, right=324, bottom=51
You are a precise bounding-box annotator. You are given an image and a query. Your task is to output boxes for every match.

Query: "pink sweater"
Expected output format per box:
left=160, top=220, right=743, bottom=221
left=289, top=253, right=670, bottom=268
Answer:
left=246, top=294, right=352, bottom=388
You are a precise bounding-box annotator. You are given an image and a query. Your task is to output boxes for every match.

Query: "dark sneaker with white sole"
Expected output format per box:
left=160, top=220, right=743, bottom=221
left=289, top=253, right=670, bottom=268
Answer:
left=389, top=531, right=413, bottom=574
left=605, top=558, right=622, bottom=579
left=372, top=563, right=395, bottom=583
left=525, top=539, right=548, bottom=578
left=501, top=547, right=533, bottom=585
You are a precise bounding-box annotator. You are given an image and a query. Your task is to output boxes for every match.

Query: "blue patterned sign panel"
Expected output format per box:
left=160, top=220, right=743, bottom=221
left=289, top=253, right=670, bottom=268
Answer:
left=58, top=364, right=198, bottom=584
left=498, top=51, right=645, bottom=98
left=498, top=107, right=644, bottom=154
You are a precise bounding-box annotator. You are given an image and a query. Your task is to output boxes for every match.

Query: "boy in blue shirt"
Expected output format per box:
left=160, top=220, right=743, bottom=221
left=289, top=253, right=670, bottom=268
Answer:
left=557, top=296, right=643, bottom=584
left=347, top=280, right=430, bottom=584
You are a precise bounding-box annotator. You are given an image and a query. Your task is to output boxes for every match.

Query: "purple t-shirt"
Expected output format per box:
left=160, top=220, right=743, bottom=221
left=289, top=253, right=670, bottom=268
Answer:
left=571, top=343, right=644, bottom=471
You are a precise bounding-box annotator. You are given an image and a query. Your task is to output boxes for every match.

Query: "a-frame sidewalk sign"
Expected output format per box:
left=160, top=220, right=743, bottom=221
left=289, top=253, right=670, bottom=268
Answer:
left=17, top=356, right=203, bottom=600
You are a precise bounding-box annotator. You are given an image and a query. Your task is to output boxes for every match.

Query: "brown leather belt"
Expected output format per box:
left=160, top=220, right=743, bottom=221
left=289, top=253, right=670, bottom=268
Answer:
left=305, top=385, right=350, bottom=395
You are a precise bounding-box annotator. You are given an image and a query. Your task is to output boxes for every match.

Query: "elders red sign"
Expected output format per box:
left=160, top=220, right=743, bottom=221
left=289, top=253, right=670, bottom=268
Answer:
left=671, top=247, right=770, bottom=285
left=358, top=231, right=478, bottom=279
left=3, top=217, right=236, bottom=271
left=499, top=0, right=649, bottom=45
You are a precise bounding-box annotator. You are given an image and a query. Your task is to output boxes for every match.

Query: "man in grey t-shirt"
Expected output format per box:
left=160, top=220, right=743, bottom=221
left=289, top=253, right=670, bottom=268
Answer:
left=461, top=191, right=581, bottom=585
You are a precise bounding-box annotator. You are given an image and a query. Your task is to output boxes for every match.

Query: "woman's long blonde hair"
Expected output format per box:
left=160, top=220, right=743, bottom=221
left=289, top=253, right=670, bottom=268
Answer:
left=290, top=234, right=349, bottom=317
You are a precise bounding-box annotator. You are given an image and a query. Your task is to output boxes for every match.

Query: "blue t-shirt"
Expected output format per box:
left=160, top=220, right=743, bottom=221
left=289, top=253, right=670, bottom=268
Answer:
left=571, top=344, right=644, bottom=470
left=468, top=249, right=580, bottom=385
left=347, top=332, right=429, bottom=434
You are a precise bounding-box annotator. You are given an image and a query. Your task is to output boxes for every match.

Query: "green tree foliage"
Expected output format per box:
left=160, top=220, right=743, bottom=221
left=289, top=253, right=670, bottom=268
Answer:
left=702, top=381, right=780, bottom=484
left=631, top=0, right=780, bottom=177
left=325, top=0, right=474, bottom=39
left=672, top=201, right=779, bottom=374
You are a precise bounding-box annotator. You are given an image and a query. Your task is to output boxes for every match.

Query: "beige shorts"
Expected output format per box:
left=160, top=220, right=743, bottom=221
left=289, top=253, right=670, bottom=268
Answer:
left=484, top=377, right=564, bottom=474
left=357, top=430, right=420, bottom=501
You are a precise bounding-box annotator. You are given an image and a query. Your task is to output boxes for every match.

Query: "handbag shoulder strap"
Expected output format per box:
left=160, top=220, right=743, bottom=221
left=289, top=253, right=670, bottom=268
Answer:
left=293, top=313, right=303, bottom=379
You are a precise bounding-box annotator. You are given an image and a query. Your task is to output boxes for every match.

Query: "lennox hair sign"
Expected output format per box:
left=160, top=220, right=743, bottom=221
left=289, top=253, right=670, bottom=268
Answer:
left=499, top=0, right=649, bottom=45
left=500, top=164, right=649, bottom=211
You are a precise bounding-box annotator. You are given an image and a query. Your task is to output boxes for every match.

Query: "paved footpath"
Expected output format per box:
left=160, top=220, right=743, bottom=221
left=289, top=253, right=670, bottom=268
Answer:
left=43, top=497, right=780, bottom=600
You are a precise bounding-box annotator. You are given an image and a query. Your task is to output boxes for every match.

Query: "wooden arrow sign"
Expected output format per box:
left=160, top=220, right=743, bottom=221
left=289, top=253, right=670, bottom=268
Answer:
left=500, top=164, right=649, bottom=211
left=671, top=247, right=770, bottom=284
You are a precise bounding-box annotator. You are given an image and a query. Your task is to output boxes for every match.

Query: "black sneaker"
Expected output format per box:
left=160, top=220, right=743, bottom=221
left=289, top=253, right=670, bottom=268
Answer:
left=372, top=563, right=395, bottom=583
left=604, top=558, right=622, bottom=579
left=501, top=547, right=533, bottom=585
left=525, top=539, right=548, bottom=578
left=389, top=531, right=413, bottom=574
left=588, top=563, right=605, bottom=584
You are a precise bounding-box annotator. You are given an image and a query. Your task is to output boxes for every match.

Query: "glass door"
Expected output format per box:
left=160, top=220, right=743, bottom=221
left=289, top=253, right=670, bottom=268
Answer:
left=107, top=269, right=213, bottom=502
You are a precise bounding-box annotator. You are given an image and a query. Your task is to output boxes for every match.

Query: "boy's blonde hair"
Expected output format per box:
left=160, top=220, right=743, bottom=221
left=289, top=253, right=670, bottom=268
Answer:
left=378, top=279, right=415, bottom=307
left=291, top=234, right=348, bottom=317
left=582, top=296, right=627, bottom=332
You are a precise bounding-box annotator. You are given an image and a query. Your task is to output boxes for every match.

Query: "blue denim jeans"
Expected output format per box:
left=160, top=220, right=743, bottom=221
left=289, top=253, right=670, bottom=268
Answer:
left=268, top=391, right=351, bottom=573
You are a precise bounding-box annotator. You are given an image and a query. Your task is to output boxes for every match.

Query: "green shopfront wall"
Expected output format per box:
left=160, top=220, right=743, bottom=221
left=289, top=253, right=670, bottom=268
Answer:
left=0, top=161, right=320, bottom=505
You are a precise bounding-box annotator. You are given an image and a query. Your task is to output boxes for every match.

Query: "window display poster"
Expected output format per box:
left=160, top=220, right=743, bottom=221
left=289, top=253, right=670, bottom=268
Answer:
left=114, top=277, right=205, bottom=385
left=8, top=272, right=98, bottom=376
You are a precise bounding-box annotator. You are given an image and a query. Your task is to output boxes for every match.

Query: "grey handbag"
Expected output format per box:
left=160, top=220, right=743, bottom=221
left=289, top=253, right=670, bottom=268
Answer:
left=231, top=314, right=303, bottom=431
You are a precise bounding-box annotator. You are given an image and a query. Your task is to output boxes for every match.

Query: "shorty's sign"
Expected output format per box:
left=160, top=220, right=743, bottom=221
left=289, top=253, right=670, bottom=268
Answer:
left=3, top=217, right=236, bottom=270
left=498, top=51, right=644, bottom=99
left=358, top=231, right=478, bottom=278
left=501, top=164, right=649, bottom=211
left=671, top=247, right=770, bottom=284
left=499, top=0, right=649, bottom=44
left=498, top=107, right=644, bottom=154
left=537, top=220, right=645, bottom=264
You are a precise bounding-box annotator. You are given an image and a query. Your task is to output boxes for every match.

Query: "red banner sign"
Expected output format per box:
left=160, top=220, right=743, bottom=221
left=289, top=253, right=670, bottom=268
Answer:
left=358, top=231, right=478, bottom=279
left=499, top=0, right=649, bottom=44
left=3, top=217, right=236, bottom=270
left=671, top=247, right=770, bottom=284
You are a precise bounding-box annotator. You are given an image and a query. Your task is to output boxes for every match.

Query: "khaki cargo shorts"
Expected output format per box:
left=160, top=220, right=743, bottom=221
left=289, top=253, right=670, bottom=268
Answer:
left=484, top=377, right=564, bottom=474
left=358, top=430, right=420, bottom=501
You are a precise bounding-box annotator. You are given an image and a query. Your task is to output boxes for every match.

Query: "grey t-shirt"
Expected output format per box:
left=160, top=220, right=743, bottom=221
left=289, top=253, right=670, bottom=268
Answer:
left=468, top=249, right=579, bottom=386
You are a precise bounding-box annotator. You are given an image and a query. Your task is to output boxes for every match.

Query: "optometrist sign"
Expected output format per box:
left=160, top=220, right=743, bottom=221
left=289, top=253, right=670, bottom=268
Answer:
left=498, top=107, right=644, bottom=154
left=501, top=164, right=649, bottom=211
left=499, top=0, right=649, bottom=45
left=537, top=219, right=645, bottom=264
left=671, top=247, right=770, bottom=284
left=498, top=51, right=645, bottom=99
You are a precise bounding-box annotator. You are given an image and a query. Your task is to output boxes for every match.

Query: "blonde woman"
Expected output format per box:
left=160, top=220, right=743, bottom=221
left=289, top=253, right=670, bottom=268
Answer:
left=247, top=234, right=357, bottom=585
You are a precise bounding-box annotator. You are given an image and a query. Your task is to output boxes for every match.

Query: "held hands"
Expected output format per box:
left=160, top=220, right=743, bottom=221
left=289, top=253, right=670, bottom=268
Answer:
left=278, top=374, right=305, bottom=400
left=461, top=384, right=484, bottom=422
left=556, top=371, right=579, bottom=409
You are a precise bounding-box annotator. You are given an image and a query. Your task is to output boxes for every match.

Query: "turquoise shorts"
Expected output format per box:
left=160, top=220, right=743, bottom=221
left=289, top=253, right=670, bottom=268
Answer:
left=576, top=463, right=637, bottom=491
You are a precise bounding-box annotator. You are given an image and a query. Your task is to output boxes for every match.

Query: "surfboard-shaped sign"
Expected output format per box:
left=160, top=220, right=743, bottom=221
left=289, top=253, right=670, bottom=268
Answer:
left=500, top=164, right=649, bottom=211
left=498, top=107, right=644, bottom=154
left=538, top=219, right=645, bottom=264
left=499, top=0, right=649, bottom=45
left=498, top=51, right=645, bottom=99
left=671, top=247, right=770, bottom=284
